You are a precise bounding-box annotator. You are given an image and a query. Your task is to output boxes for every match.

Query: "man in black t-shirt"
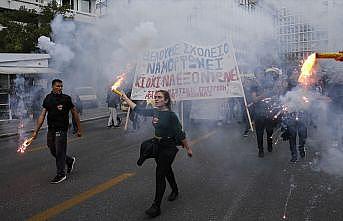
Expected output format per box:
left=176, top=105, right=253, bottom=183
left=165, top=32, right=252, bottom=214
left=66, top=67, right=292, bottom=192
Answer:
left=32, top=79, right=82, bottom=184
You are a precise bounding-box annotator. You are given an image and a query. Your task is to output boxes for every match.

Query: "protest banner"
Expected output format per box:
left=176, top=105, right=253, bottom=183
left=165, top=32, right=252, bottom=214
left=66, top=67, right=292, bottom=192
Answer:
left=131, top=41, right=243, bottom=101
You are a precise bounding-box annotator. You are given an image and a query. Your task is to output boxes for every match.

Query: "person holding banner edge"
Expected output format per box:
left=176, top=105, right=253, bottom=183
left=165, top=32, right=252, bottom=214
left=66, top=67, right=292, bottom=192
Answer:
left=120, top=89, right=193, bottom=218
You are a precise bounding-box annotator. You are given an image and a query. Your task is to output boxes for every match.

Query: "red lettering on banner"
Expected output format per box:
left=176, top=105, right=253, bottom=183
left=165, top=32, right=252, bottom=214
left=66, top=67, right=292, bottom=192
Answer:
left=145, top=91, right=154, bottom=99
left=223, top=69, right=238, bottom=82
left=134, top=78, right=141, bottom=88
left=151, top=76, right=157, bottom=88
left=135, top=77, right=146, bottom=88
left=146, top=77, right=152, bottom=88
left=156, top=76, right=161, bottom=87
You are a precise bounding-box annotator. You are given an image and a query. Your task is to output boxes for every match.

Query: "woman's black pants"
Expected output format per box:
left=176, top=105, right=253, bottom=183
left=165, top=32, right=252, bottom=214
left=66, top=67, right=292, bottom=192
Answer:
left=154, top=143, right=178, bottom=207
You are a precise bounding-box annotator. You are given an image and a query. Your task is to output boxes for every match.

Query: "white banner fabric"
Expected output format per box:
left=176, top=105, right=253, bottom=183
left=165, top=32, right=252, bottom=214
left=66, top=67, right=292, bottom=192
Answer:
left=131, top=42, right=243, bottom=101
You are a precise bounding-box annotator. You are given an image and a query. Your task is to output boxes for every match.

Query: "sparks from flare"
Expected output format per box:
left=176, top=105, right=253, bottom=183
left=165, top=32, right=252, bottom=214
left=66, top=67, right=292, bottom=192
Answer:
left=298, top=53, right=316, bottom=87
left=17, top=137, right=34, bottom=153
left=282, top=183, right=295, bottom=220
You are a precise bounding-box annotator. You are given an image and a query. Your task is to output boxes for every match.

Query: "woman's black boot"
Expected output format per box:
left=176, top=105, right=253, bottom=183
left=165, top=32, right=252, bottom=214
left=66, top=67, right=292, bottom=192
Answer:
left=145, top=203, right=161, bottom=217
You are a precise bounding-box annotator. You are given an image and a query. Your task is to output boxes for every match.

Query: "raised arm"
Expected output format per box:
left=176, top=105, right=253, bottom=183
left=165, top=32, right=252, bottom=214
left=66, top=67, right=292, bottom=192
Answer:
left=121, top=92, right=154, bottom=116
left=121, top=93, right=137, bottom=110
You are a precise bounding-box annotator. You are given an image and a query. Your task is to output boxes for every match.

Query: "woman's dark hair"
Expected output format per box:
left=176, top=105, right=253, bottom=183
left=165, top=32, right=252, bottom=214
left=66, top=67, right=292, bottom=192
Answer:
left=156, top=90, right=171, bottom=110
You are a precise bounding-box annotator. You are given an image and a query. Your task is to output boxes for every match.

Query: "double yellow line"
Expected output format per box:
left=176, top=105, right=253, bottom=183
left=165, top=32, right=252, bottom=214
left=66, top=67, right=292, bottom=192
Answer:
left=27, top=130, right=217, bottom=221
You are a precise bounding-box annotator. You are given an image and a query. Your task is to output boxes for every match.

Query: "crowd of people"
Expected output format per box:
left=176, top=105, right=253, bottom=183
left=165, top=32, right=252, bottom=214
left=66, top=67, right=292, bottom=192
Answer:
left=238, top=66, right=343, bottom=162
left=30, top=79, right=192, bottom=218
left=25, top=55, right=342, bottom=218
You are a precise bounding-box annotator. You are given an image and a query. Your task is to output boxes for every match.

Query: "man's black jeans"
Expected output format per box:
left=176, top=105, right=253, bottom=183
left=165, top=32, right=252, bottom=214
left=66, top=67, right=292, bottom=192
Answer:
left=47, top=130, right=73, bottom=176
left=287, top=120, right=307, bottom=157
left=255, top=117, right=274, bottom=151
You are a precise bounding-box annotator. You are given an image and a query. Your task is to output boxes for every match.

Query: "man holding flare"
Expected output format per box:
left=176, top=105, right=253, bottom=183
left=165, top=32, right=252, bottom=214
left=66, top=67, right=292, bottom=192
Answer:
left=32, top=79, right=82, bottom=184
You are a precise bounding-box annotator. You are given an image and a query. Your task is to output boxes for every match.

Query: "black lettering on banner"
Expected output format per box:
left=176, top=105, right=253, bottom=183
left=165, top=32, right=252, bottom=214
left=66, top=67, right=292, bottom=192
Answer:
left=197, top=47, right=204, bottom=56
left=147, top=63, right=155, bottom=74
left=204, top=48, right=210, bottom=57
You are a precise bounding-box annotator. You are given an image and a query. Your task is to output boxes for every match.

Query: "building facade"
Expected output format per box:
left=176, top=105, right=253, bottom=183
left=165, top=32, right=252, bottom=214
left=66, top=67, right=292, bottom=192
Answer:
left=0, top=0, right=100, bottom=22
left=275, top=0, right=343, bottom=73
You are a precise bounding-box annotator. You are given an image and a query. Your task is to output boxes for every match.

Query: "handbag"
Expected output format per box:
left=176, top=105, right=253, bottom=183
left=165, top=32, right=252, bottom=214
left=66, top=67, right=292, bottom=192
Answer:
left=137, top=138, right=159, bottom=166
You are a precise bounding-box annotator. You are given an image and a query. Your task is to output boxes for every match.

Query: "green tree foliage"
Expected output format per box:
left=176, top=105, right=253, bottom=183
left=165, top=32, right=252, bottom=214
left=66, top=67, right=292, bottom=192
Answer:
left=0, top=1, right=72, bottom=53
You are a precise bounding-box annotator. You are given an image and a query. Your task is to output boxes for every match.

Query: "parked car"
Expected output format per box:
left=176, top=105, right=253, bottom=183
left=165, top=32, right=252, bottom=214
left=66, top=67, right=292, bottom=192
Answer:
left=75, top=87, right=98, bottom=108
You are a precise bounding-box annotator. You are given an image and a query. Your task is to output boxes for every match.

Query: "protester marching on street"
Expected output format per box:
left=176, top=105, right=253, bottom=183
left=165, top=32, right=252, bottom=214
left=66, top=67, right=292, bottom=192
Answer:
left=121, top=89, right=193, bottom=218
left=241, top=76, right=258, bottom=137
left=31, top=79, right=82, bottom=184
left=250, top=69, right=282, bottom=157
left=106, top=87, right=121, bottom=128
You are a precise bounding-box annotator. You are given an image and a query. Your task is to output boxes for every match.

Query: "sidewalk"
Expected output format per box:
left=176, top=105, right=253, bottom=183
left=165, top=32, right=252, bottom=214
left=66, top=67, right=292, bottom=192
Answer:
left=0, top=106, right=125, bottom=138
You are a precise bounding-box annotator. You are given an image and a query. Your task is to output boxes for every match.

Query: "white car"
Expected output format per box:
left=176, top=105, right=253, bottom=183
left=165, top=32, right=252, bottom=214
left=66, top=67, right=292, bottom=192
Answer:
left=75, top=87, right=98, bottom=107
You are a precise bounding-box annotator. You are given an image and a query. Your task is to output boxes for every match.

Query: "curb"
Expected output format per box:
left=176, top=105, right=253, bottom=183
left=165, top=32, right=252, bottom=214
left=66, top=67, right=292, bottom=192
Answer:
left=0, top=114, right=123, bottom=139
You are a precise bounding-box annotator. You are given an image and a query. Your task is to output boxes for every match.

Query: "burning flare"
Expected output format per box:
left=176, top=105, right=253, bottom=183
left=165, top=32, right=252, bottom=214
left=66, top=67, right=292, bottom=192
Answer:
left=17, top=137, right=34, bottom=153
left=316, top=52, right=343, bottom=59
left=298, top=53, right=316, bottom=87
left=111, top=73, right=126, bottom=96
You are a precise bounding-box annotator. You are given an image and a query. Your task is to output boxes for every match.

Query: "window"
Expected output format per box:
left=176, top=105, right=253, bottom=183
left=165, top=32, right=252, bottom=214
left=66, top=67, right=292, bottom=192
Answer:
left=0, top=75, right=9, bottom=93
left=81, top=0, right=91, bottom=13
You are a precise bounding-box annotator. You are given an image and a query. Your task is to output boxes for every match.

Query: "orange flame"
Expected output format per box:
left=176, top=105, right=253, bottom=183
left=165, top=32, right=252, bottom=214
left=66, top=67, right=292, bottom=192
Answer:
left=111, top=73, right=126, bottom=91
left=298, top=53, right=317, bottom=87
left=17, top=137, right=34, bottom=153
left=111, top=73, right=126, bottom=96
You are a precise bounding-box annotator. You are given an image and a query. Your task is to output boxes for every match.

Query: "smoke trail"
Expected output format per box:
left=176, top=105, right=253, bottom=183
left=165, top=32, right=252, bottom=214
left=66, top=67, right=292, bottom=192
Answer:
left=37, top=0, right=343, bottom=176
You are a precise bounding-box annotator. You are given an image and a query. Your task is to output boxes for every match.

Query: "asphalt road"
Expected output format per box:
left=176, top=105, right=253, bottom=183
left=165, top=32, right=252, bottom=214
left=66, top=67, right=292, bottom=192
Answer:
left=0, top=118, right=342, bottom=221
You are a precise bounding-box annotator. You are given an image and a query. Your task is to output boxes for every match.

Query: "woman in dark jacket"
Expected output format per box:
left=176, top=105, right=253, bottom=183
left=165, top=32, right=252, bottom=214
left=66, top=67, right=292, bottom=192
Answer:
left=121, top=90, right=192, bottom=218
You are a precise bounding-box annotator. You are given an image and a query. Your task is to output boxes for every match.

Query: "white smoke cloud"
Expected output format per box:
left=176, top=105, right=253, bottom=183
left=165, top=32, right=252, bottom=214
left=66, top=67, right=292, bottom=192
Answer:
left=118, top=21, right=158, bottom=53
left=37, top=35, right=74, bottom=68
left=41, top=0, right=279, bottom=87
left=38, top=0, right=343, bottom=176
